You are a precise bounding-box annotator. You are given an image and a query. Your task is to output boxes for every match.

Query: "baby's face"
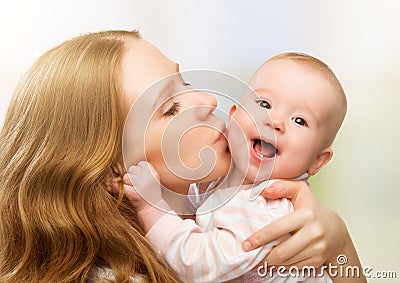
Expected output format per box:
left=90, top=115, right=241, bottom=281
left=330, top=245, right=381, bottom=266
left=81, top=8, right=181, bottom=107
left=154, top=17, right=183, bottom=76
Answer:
left=228, top=58, right=340, bottom=182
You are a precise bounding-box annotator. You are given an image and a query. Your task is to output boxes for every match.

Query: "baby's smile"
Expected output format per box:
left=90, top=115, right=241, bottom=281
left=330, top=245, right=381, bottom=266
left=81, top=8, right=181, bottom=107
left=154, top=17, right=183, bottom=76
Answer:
left=252, top=138, right=277, bottom=159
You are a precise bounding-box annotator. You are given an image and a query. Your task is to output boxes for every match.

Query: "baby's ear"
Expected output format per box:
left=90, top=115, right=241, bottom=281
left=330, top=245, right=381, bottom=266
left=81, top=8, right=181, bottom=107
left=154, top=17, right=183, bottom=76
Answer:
left=229, top=104, right=237, bottom=117
left=307, top=148, right=333, bottom=176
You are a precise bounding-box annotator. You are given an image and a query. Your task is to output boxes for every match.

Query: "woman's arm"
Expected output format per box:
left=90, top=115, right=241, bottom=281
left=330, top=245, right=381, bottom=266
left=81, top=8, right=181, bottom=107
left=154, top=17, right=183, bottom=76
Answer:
left=242, top=180, right=366, bottom=282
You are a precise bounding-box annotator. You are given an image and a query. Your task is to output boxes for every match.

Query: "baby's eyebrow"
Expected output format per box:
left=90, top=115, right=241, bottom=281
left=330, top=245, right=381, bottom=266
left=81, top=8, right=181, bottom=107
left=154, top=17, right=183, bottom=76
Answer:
left=252, top=88, right=274, bottom=98
left=303, top=104, right=319, bottom=125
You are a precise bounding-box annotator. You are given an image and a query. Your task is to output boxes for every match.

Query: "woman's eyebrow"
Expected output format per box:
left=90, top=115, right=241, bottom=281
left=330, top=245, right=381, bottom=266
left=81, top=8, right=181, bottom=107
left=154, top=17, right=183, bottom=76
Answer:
left=152, top=63, right=180, bottom=109
left=152, top=79, right=174, bottom=109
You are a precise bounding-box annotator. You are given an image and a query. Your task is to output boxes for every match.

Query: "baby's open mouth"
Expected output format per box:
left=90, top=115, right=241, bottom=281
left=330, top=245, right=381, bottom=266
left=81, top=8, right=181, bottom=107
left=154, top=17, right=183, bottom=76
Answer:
left=252, top=139, right=278, bottom=158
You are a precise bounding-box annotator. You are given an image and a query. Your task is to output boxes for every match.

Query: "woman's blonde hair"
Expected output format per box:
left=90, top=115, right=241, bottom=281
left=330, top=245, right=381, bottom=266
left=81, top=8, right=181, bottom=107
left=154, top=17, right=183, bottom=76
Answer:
left=0, top=30, right=178, bottom=283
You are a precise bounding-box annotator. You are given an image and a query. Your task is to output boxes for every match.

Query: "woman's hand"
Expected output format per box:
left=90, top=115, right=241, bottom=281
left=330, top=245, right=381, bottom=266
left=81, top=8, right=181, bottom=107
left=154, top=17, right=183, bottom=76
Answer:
left=242, top=180, right=347, bottom=268
left=242, top=180, right=366, bottom=282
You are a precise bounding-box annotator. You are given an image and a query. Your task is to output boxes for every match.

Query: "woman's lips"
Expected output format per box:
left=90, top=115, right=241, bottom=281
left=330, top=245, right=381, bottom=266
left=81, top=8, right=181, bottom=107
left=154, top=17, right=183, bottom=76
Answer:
left=215, top=132, right=226, bottom=143
left=214, top=124, right=228, bottom=143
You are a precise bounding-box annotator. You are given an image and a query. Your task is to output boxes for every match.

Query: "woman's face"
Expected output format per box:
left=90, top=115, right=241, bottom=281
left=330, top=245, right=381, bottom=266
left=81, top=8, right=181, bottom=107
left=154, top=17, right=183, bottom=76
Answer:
left=122, top=39, right=230, bottom=194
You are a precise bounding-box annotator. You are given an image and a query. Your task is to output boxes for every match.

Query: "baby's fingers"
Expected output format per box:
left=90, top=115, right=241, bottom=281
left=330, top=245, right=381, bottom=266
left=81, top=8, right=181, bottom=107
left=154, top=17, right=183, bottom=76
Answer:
left=123, top=173, right=133, bottom=186
left=122, top=183, right=137, bottom=200
left=136, top=161, right=160, bottom=180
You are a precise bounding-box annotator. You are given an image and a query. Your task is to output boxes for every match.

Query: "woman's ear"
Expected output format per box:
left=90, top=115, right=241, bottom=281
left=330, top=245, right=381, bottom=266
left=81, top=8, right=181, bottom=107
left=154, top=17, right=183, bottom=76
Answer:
left=307, top=148, right=333, bottom=176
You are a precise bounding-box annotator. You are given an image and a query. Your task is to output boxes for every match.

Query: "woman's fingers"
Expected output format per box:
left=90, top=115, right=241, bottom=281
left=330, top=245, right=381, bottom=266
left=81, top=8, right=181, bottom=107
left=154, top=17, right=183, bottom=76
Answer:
left=266, top=223, right=327, bottom=266
left=270, top=247, right=325, bottom=268
left=243, top=208, right=325, bottom=263
left=250, top=179, right=361, bottom=276
left=262, top=180, right=312, bottom=207
left=265, top=231, right=309, bottom=265
left=262, top=180, right=300, bottom=199
left=242, top=210, right=306, bottom=252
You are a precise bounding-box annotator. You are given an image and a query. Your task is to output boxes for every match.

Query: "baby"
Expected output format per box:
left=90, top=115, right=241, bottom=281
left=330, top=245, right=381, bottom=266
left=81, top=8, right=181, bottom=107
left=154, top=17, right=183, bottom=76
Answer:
left=124, top=52, right=346, bottom=282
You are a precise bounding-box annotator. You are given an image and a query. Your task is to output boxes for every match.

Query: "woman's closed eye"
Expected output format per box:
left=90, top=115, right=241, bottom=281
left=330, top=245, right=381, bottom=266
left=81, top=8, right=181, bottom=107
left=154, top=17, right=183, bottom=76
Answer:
left=162, top=101, right=181, bottom=117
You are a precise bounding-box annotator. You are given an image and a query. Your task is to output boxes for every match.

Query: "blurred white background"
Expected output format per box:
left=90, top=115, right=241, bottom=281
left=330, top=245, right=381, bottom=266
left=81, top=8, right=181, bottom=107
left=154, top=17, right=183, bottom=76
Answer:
left=1, top=1, right=399, bottom=281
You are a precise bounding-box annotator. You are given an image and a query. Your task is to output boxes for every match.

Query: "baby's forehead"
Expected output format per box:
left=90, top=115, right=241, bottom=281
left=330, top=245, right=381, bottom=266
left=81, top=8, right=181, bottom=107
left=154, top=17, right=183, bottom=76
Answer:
left=240, top=90, right=261, bottom=102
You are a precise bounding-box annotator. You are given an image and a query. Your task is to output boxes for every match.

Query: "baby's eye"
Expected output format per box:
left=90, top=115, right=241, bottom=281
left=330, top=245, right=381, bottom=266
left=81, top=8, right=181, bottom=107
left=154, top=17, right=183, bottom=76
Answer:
left=182, top=82, right=191, bottom=87
left=292, top=117, right=308, bottom=126
left=258, top=100, right=271, bottom=109
left=162, top=102, right=181, bottom=118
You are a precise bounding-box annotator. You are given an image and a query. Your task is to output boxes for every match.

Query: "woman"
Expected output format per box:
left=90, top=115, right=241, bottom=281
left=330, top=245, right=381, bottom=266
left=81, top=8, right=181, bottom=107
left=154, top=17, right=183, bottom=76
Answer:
left=0, top=30, right=363, bottom=282
left=0, top=30, right=178, bottom=283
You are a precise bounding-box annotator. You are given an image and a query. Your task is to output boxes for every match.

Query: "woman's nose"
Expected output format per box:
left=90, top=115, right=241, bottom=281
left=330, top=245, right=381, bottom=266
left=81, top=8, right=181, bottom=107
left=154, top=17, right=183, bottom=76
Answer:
left=194, top=91, right=217, bottom=120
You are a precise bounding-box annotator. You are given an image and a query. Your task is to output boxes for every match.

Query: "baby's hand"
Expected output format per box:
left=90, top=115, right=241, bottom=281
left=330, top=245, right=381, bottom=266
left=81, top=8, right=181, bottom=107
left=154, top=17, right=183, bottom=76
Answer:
left=123, top=161, right=162, bottom=213
left=123, top=161, right=171, bottom=233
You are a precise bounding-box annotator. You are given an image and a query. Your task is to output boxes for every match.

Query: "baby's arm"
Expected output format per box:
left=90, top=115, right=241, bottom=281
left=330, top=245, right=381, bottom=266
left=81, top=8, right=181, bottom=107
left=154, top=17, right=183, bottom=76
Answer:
left=122, top=161, right=171, bottom=232
left=123, top=162, right=292, bottom=282
left=147, top=193, right=289, bottom=283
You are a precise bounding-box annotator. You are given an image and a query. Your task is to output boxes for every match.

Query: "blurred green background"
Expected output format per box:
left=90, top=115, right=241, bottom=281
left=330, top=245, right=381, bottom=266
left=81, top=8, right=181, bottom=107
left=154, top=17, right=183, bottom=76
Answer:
left=1, top=1, right=399, bottom=281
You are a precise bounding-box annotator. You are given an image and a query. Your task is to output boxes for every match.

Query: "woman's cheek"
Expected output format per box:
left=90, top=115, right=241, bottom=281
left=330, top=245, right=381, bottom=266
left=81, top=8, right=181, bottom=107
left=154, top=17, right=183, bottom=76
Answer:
left=184, top=128, right=215, bottom=165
